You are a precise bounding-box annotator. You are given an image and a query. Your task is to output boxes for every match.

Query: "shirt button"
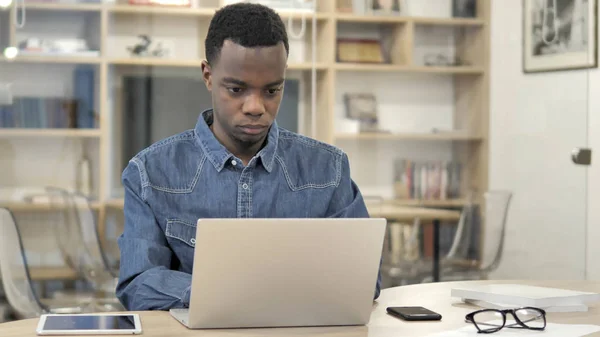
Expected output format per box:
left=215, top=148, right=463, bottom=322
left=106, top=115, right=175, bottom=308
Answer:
left=242, top=183, right=249, bottom=189
left=190, top=238, right=196, bottom=245
left=231, top=160, right=237, bottom=166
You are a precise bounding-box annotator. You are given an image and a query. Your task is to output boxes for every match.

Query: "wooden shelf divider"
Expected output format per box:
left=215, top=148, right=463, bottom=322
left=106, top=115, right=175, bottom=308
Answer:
left=335, top=132, right=483, bottom=141
left=0, top=128, right=102, bottom=138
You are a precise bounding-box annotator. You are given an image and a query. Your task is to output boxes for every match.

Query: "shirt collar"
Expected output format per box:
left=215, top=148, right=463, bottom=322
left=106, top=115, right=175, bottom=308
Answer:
left=194, top=109, right=278, bottom=173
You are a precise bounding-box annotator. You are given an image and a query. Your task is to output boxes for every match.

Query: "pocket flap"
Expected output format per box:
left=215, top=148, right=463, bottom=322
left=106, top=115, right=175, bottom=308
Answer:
left=165, top=219, right=197, bottom=248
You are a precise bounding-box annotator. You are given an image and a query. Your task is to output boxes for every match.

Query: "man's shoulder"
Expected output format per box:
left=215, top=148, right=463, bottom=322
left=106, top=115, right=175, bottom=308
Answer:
left=130, top=129, right=199, bottom=166
left=123, top=129, right=205, bottom=193
left=277, top=127, right=345, bottom=160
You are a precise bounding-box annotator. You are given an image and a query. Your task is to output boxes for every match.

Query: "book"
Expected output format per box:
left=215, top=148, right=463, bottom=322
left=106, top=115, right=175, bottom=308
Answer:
left=463, top=298, right=589, bottom=313
left=0, top=97, right=78, bottom=128
left=393, top=158, right=463, bottom=201
left=451, top=284, right=600, bottom=308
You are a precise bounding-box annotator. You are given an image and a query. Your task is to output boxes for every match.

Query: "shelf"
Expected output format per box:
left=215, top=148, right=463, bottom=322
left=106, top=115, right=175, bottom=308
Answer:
left=391, top=199, right=472, bottom=207
left=0, top=129, right=102, bottom=138
left=409, top=66, right=485, bottom=74
left=0, top=55, right=102, bottom=64
left=334, top=63, right=484, bottom=74
left=107, top=4, right=216, bottom=16
left=23, top=2, right=103, bottom=11
left=366, top=204, right=461, bottom=221
left=278, top=11, right=330, bottom=20
left=335, top=132, right=483, bottom=141
left=335, top=13, right=407, bottom=23
left=0, top=201, right=102, bottom=212
left=104, top=198, right=125, bottom=209
left=109, top=58, right=328, bottom=70
left=412, top=17, right=485, bottom=26
left=288, top=62, right=329, bottom=70
left=335, top=13, right=485, bottom=26
left=109, top=58, right=203, bottom=67
left=29, top=267, right=78, bottom=281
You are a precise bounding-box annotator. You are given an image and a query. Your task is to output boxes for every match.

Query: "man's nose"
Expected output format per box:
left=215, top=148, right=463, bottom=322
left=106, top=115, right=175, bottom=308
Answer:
left=243, top=93, right=266, bottom=116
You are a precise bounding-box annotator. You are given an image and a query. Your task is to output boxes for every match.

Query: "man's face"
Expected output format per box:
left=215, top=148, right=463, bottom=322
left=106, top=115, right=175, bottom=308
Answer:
left=202, top=40, right=287, bottom=147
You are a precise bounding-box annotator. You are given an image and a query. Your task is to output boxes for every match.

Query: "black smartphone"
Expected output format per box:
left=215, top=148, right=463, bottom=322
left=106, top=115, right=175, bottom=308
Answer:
left=386, top=306, right=442, bottom=321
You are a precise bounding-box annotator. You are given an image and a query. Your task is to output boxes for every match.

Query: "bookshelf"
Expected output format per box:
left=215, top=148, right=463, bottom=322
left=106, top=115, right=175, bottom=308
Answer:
left=0, top=0, right=490, bottom=279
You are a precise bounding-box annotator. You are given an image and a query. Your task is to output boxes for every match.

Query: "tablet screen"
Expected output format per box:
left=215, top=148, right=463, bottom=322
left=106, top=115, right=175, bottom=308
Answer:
left=42, top=315, right=136, bottom=331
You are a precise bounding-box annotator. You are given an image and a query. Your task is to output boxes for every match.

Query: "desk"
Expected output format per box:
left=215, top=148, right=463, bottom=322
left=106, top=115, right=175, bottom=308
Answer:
left=4, top=280, right=599, bottom=336
left=367, top=203, right=462, bottom=282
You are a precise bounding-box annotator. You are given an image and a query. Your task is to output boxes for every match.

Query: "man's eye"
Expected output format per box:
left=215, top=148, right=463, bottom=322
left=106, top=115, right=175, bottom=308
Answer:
left=228, top=87, right=242, bottom=94
left=267, top=88, right=281, bottom=95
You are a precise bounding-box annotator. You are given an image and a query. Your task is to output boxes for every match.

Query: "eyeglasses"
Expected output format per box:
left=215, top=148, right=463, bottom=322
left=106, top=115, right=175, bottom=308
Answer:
left=465, top=307, right=547, bottom=334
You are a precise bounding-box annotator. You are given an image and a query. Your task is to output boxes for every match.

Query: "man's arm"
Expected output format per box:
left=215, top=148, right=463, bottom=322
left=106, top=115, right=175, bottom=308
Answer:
left=325, top=153, right=383, bottom=300
left=116, top=159, right=192, bottom=311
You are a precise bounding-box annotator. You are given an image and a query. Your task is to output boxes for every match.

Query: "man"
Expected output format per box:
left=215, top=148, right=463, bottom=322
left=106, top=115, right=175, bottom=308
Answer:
left=116, top=2, right=381, bottom=311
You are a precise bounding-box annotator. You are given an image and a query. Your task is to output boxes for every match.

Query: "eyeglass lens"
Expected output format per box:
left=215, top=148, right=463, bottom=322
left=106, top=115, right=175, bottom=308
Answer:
left=472, top=308, right=545, bottom=332
left=513, top=308, right=545, bottom=329
left=472, top=310, right=505, bottom=333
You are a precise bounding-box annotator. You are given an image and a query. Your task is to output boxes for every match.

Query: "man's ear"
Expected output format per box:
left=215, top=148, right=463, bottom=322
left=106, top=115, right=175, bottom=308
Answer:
left=201, top=60, right=212, bottom=91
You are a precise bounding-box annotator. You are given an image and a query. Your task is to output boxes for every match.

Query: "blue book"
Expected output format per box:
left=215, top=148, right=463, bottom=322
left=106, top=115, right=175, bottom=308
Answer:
left=74, top=66, right=96, bottom=129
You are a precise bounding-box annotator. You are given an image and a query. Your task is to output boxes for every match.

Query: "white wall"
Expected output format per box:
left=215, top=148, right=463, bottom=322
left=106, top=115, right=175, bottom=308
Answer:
left=586, top=50, right=600, bottom=280
left=489, top=0, right=596, bottom=279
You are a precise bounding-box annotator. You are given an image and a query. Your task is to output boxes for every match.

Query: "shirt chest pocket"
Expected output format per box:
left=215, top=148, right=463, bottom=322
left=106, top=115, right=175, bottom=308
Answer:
left=165, top=219, right=197, bottom=255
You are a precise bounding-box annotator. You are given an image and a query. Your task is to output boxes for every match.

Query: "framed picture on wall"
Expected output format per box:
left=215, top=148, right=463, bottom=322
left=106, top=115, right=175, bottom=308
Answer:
left=523, top=0, right=598, bottom=73
left=368, top=0, right=402, bottom=15
left=452, top=0, right=476, bottom=18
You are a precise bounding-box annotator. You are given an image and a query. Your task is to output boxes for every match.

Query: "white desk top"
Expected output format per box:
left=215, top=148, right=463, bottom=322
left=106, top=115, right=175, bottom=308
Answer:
left=2, top=280, right=600, bottom=336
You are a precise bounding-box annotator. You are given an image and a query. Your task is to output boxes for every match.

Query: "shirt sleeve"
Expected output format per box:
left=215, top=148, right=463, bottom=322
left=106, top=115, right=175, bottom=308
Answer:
left=325, top=153, right=383, bottom=300
left=116, top=159, right=192, bottom=311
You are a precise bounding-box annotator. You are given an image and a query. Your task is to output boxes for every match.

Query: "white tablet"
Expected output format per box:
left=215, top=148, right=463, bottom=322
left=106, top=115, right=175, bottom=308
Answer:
left=36, top=313, right=142, bottom=335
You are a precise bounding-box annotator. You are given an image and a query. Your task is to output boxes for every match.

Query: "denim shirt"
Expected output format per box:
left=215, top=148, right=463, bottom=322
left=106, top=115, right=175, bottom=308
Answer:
left=116, top=109, right=381, bottom=311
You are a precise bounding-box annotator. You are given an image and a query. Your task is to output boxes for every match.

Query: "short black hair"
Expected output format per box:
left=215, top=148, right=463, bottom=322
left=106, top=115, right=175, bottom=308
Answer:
left=205, top=3, right=289, bottom=65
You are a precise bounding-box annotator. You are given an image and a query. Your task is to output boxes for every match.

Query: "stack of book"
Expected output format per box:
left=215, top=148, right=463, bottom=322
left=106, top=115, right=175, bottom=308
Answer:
left=0, top=97, right=79, bottom=128
left=393, top=159, right=462, bottom=201
left=0, top=65, right=96, bottom=129
left=452, top=284, right=600, bottom=313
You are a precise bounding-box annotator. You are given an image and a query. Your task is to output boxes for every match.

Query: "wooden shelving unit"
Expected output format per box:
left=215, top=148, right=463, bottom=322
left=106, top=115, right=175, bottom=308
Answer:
left=0, top=0, right=491, bottom=279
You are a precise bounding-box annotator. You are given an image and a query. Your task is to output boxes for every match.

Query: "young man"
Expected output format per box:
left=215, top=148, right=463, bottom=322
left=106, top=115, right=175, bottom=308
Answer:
left=116, top=2, right=381, bottom=311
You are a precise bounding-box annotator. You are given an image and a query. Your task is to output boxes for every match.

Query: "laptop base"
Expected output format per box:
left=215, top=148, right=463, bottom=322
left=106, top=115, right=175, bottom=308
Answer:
left=169, top=308, right=190, bottom=328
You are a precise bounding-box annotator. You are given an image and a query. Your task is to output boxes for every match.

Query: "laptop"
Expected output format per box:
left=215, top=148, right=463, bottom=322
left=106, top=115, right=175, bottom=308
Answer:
left=170, top=218, right=386, bottom=329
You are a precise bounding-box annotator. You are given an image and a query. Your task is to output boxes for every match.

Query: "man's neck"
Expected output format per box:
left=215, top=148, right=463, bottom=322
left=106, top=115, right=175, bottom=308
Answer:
left=210, top=124, right=265, bottom=165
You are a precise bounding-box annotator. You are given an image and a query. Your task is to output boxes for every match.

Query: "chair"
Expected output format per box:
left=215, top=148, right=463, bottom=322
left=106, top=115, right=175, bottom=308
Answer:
left=421, top=190, right=513, bottom=282
left=44, top=187, right=123, bottom=311
left=0, top=208, right=84, bottom=319
left=366, top=196, right=426, bottom=287
left=380, top=218, right=426, bottom=287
